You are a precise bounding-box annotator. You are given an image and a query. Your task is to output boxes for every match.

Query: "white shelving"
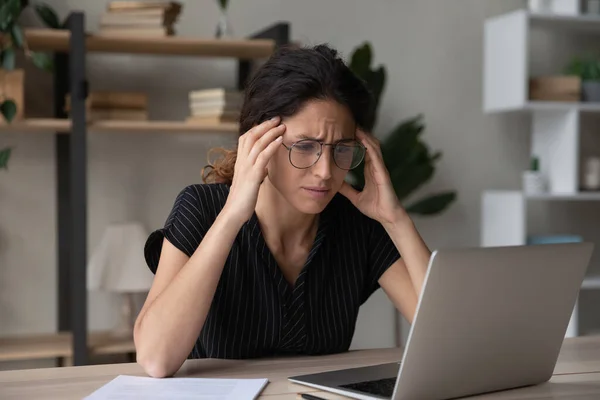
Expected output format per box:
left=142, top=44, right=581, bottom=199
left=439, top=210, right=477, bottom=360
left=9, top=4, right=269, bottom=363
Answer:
left=481, top=190, right=600, bottom=338
left=482, top=9, right=600, bottom=338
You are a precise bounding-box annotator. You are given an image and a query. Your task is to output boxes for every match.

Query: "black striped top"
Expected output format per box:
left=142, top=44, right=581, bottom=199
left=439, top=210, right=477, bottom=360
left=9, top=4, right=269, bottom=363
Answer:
left=144, top=183, right=401, bottom=359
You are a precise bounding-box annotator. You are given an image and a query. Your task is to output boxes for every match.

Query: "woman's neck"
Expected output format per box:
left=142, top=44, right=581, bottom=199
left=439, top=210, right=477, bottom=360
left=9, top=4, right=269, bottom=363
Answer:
left=254, top=177, right=318, bottom=248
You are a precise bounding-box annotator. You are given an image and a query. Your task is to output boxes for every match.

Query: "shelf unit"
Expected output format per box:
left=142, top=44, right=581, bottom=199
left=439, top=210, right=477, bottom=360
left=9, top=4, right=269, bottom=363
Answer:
left=1, top=13, right=289, bottom=365
left=0, top=118, right=239, bottom=133
left=482, top=9, right=600, bottom=338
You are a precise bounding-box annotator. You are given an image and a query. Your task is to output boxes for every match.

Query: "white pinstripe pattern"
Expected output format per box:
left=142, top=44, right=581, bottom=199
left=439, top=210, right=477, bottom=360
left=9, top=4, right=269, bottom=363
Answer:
left=143, top=184, right=401, bottom=359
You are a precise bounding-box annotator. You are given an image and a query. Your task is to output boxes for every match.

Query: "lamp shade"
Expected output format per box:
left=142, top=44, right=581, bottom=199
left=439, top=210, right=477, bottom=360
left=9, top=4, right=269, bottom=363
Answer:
left=87, top=222, right=154, bottom=293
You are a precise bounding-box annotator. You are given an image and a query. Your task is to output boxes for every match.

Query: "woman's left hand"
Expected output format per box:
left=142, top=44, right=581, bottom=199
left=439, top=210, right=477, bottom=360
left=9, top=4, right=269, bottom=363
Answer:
left=339, top=129, right=406, bottom=226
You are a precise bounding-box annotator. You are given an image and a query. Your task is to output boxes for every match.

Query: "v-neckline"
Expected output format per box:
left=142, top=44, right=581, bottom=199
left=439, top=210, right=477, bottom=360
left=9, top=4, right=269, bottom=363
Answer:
left=247, top=201, right=333, bottom=303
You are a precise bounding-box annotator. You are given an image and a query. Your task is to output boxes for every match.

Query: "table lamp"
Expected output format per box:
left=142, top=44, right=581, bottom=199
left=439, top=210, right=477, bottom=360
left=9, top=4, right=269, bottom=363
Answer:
left=87, top=221, right=155, bottom=337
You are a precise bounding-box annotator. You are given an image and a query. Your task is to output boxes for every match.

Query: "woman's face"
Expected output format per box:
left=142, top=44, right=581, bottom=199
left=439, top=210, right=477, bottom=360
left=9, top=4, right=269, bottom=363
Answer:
left=266, top=99, right=356, bottom=215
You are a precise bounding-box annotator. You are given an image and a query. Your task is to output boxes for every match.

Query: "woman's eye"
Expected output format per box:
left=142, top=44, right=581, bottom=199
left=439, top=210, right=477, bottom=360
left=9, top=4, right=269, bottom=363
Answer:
left=295, top=144, right=317, bottom=152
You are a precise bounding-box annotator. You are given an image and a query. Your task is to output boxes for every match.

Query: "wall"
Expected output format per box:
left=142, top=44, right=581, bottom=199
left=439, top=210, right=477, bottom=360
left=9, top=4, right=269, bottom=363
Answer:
left=0, top=0, right=535, bottom=366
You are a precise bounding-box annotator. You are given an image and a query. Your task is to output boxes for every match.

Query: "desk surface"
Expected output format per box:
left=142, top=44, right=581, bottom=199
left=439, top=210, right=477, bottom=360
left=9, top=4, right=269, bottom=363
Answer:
left=1, top=336, right=600, bottom=399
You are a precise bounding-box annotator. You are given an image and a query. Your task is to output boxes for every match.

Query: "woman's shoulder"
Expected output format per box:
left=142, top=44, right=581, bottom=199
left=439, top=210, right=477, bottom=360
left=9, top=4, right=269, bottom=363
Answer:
left=174, top=183, right=230, bottom=211
left=167, top=183, right=230, bottom=226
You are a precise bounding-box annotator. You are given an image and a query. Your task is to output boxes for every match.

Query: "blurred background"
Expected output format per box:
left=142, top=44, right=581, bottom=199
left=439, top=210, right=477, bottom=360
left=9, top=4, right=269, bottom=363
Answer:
left=2, top=0, right=600, bottom=370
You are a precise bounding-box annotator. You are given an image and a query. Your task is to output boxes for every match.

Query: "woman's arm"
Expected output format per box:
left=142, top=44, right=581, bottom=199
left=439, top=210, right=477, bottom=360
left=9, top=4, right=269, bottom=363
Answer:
left=378, top=213, right=431, bottom=323
left=135, top=117, right=286, bottom=378
left=382, top=212, right=431, bottom=297
left=339, top=129, right=432, bottom=323
left=134, top=208, right=244, bottom=378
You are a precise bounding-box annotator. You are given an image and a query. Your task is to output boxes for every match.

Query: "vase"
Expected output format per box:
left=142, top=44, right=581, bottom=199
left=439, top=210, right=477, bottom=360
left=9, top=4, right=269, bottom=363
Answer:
left=215, top=9, right=233, bottom=38
left=582, top=81, right=600, bottom=102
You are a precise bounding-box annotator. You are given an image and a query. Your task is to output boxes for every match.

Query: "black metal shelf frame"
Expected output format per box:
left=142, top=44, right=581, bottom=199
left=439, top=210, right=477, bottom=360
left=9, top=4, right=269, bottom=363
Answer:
left=51, top=11, right=289, bottom=366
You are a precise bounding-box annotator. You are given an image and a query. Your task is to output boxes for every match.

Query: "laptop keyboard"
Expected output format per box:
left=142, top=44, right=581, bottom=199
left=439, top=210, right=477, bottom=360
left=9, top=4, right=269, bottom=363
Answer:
left=340, top=377, right=397, bottom=398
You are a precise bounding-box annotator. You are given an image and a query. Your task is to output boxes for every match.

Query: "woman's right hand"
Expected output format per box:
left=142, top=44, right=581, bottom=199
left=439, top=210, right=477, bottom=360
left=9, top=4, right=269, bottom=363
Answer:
left=224, top=116, right=286, bottom=223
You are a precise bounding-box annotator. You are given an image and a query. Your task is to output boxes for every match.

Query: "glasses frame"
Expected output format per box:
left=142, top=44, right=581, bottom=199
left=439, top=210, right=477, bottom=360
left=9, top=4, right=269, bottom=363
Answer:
left=281, top=138, right=367, bottom=170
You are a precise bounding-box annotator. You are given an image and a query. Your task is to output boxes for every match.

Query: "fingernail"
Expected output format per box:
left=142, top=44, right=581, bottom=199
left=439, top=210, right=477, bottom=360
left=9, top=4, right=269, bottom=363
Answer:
left=271, top=116, right=280, bottom=121
left=276, top=136, right=283, bottom=141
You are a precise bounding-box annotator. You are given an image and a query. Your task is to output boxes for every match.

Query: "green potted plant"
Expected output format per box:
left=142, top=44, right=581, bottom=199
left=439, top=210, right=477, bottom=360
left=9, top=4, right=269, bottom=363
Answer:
left=347, top=42, right=457, bottom=216
left=1, top=0, right=61, bottom=123
left=565, top=54, right=600, bottom=102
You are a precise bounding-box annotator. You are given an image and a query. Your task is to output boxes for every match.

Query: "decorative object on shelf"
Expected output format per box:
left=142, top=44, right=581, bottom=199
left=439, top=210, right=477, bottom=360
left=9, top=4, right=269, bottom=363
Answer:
left=522, top=156, right=546, bottom=195
left=528, top=0, right=580, bottom=15
left=65, top=91, right=149, bottom=121
left=347, top=42, right=456, bottom=216
left=0, top=1, right=61, bottom=123
left=565, top=54, right=600, bottom=102
left=0, top=147, right=11, bottom=170
left=527, top=234, right=583, bottom=245
left=98, top=1, right=182, bottom=37
left=585, top=0, right=600, bottom=14
left=87, top=222, right=154, bottom=338
left=529, top=76, right=581, bottom=102
left=583, top=156, right=600, bottom=191
left=215, top=0, right=233, bottom=38
left=186, top=88, right=242, bottom=124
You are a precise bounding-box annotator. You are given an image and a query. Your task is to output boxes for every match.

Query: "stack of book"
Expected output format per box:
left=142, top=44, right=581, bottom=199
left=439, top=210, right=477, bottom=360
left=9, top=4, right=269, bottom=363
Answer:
left=186, top=88, right=243, bottom=124
left=98, top=1, right=182, bottom=37
left=66, top=91, right=149, bottom=121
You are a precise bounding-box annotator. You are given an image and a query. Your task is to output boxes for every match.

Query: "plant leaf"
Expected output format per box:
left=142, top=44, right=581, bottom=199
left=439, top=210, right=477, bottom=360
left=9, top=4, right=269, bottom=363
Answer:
left=404, top=192, right=457, bottom=215
left=389, top=162, right=435, bottom=202
left=0, top=147, right=12, bottom=170
left=1, top=47, right=15, bottom=70
left=34, top=2, right=61, bottom=29
left=31, top=51, right=53, bottom=71
left=0, top=99, right=17, bottom=123
left=363, top=66, right=386, bottom=131
left=349, top=42, right=372, bottom=79
left=217, top=0, right=229, bottom=10
left=0, top=0, right=21, bottom=31
left=10, top=23, right=24, bottom=47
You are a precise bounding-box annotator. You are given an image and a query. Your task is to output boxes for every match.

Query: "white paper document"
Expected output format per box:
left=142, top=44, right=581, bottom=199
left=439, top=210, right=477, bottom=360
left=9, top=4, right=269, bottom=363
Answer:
left=84, top=375, right=269, bottom=400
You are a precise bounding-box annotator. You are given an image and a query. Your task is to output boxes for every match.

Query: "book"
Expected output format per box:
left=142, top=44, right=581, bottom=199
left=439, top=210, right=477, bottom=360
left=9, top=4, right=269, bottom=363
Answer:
left=87, top=109, right=148, bottom=121
left=100, top=1, right=182, bottom=37
left=107, top=1, right=182, bottom=12
left=189, top=88, right=244, bottom=102
left=100, top=13, right=178, bottom=27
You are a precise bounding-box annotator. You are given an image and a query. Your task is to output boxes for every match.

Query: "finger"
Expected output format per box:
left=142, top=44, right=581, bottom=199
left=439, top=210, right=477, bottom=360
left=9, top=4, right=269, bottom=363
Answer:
left=255, top=135, right=284, bottom=171
left=339, top=181, right=360, bottom=206
left=360, top=134, right=387, bottom=172
left=248, top=124, right=286, bottom=163
left=242, top=116, right=281, bottom=152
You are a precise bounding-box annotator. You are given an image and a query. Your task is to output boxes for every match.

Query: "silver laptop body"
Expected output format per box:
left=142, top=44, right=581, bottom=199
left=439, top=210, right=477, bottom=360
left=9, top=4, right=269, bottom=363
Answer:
left=289, top=243, right=594, bottom=400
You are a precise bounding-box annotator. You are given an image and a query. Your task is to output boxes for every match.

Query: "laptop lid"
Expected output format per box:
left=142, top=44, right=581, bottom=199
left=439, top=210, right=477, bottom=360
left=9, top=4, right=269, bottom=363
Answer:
left=393, top=242, right=594, bottom=400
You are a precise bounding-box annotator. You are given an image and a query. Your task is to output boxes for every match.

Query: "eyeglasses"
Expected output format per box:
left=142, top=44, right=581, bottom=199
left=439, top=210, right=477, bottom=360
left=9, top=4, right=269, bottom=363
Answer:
left=281, top=138, right=366, bottom=170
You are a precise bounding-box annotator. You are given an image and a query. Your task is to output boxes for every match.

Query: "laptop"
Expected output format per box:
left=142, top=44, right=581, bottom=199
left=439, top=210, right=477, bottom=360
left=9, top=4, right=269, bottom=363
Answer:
left=289, top=243, right=594, bottom=400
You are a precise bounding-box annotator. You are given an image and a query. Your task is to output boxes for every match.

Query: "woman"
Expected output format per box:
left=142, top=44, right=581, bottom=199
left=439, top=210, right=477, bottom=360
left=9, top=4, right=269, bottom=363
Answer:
left=135, top=44, right=431, bottom=378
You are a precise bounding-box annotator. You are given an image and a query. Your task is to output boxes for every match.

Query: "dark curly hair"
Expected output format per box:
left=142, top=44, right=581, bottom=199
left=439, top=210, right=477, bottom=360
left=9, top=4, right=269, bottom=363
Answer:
left=202, top=43, right=373, bottom=184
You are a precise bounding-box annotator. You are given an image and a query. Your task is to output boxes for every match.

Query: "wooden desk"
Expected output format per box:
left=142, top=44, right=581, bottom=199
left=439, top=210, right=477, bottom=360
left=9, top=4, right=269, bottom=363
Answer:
left=1, top=337, right=600, bottom=399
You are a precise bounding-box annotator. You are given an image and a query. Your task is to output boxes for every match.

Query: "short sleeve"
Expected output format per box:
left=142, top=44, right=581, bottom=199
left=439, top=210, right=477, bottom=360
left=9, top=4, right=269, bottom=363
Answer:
left=144, top=185, right=210, bottom=274
left=363, top=218, right=401, bottom=301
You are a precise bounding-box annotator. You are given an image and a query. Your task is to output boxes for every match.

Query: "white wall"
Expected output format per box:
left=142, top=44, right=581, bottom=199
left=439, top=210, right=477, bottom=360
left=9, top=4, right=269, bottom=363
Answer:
left=0, top=0, right=534, bottom=360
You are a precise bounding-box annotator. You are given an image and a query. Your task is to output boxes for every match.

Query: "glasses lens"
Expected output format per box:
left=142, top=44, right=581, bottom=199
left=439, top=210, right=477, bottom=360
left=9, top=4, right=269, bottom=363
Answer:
left=334, top=140, right=365, bottom=170
left=290, top=140, right=321, bottom=168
